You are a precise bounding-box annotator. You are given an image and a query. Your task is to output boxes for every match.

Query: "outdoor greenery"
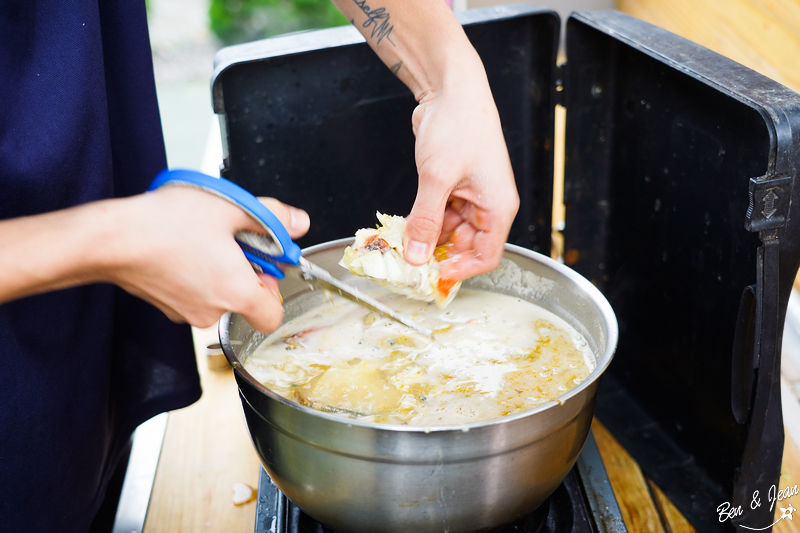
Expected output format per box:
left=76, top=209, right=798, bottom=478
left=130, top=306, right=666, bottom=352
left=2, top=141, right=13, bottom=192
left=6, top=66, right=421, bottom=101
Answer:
left=209, top=0, right=349, bottom=45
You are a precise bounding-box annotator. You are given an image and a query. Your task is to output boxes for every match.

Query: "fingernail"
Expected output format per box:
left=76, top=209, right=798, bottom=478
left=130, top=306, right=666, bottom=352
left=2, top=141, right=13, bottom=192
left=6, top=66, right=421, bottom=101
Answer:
left=290, top=208, right=310, bottom=233
left=406, top=240, right=430, bottom=264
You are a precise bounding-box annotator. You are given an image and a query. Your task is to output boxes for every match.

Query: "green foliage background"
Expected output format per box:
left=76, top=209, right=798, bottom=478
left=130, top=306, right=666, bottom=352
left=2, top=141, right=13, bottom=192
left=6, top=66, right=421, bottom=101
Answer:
left=209, top=0, right=348, bottom=45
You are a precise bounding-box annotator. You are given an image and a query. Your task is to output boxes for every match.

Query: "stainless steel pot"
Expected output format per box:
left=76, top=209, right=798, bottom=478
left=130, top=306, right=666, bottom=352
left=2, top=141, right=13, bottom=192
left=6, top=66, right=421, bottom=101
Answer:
left=220, top=239, right=618, bottom=533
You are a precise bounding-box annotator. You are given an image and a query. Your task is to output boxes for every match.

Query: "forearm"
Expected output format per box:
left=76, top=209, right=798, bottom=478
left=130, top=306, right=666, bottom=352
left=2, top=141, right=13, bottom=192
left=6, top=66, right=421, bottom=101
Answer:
left=0, top=186, right=310, bottom=331
left=330, top=0, right=485, bottom=102
left=332, top=0, right=517, bottom=280
left=0, top=199, right=126, bottom=302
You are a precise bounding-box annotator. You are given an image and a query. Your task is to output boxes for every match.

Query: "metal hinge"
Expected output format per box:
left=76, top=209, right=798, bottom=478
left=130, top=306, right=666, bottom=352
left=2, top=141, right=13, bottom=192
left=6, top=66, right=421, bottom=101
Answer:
left=745, top=174, right=792, bottom=233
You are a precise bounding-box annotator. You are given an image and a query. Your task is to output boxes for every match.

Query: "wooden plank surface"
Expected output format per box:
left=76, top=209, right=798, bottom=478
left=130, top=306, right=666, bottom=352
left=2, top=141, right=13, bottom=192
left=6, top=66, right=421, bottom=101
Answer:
left=592, top=419, right=669, bottom=532
left=592, top=417, right=800, bottom=532
left=774, top=430, right=800, bottom=533
left=647, top=479, right=696, bottom=533
left=617, top=0, right=800, bottom=94
left=144, top=326, right=260, bottom=532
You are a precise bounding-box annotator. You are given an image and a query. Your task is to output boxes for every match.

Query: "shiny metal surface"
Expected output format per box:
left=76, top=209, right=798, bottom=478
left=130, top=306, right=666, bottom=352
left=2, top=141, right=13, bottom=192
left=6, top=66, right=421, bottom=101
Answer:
left=111, top=413, right=168, bottom=533
left=297, top=257, right=433, bottom=338
left=220, top=239, right=618, bottom=533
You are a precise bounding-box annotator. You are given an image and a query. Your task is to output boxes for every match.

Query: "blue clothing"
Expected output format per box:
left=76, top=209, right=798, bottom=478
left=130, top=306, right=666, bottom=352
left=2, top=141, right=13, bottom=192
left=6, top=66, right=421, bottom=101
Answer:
left=0, top=0, right=202, bottom=531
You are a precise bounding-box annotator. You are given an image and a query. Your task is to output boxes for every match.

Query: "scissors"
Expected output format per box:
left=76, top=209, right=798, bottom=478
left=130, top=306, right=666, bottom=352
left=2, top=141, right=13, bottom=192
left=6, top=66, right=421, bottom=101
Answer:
left=147, top=169, right=433, bottom=338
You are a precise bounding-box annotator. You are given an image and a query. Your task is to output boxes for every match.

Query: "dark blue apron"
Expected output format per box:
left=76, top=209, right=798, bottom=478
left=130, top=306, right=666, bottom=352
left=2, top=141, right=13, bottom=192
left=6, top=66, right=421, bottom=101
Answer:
left=0, top=1, right=202, bottom=530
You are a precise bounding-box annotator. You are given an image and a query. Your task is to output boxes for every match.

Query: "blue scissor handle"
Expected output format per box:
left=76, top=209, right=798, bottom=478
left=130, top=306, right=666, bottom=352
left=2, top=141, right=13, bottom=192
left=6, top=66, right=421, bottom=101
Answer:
left=147, top=168, right=302, bottom=279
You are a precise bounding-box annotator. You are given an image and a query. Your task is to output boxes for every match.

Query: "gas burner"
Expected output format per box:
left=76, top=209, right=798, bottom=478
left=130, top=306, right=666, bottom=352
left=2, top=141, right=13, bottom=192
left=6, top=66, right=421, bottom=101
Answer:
left=253, top=433, right=625, bottom=533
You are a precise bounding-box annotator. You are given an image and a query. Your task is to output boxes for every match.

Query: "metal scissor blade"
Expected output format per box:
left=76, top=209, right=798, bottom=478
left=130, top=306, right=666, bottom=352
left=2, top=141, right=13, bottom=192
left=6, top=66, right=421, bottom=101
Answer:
left=297, top=258, right=434, bottom=339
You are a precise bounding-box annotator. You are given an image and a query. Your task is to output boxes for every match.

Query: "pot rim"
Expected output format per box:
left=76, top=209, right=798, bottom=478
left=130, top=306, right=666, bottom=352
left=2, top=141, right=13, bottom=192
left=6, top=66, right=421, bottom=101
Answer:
left=220, top=240, right=618, bottom=434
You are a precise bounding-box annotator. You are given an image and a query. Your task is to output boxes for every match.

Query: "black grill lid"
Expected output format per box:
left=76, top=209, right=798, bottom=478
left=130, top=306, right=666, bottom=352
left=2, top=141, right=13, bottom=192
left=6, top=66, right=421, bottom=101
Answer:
left=211, top=5, right=559, bottom=253
left=564, top=10, right=800, bottom=531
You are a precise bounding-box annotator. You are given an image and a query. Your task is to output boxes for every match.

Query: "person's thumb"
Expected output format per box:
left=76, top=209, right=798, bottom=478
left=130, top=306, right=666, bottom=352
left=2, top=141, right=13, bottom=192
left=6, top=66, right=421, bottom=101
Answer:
left=404, top=188, right=447, bottom=266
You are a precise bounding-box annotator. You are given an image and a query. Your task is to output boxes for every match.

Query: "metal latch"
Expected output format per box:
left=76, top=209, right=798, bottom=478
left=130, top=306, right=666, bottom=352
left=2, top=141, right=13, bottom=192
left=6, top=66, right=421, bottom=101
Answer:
left=745, top=174, right=792, bottom=232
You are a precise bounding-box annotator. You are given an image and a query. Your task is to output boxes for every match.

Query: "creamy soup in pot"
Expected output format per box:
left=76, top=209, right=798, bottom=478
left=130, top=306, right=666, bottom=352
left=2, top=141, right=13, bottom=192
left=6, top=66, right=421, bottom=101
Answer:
left=243, top=289, right=596, bottom=426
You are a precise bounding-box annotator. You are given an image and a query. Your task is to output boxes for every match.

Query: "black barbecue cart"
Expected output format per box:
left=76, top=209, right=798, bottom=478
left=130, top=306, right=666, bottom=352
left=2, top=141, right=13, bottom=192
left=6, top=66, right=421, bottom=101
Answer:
left=210, top=5, right=800, bottom=532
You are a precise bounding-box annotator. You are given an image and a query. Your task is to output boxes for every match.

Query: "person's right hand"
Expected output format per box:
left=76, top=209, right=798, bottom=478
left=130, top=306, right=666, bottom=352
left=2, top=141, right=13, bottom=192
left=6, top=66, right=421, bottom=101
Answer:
left=108, top=186, right=309, bottom=332
left=402, top=54, right=518, bottom=281
left=327, top=0, right=518, bottom=281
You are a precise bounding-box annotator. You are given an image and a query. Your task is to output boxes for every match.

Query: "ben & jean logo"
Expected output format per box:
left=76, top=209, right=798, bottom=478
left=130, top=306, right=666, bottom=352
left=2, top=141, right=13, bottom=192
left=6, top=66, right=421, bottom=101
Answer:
left=717, top=484, right=798, bottom=530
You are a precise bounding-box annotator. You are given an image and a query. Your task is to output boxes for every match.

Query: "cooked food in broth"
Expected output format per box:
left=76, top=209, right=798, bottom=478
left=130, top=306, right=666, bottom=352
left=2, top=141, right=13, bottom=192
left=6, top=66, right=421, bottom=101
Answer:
left=339, top=212, right=460, bottom=307
left=243, top=289, right=596, bottom=426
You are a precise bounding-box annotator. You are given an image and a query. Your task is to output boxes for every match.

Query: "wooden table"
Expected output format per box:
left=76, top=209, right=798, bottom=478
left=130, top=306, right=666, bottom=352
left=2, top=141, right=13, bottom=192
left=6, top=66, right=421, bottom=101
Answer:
left=143, top=326, right=260, bottom=532
left=143, top=325, right=800, bottom=532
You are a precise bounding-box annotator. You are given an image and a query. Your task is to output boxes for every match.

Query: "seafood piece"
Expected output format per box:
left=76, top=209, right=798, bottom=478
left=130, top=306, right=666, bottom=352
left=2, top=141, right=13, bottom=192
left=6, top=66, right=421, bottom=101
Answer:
left=339, top=213, right=460, bottom=307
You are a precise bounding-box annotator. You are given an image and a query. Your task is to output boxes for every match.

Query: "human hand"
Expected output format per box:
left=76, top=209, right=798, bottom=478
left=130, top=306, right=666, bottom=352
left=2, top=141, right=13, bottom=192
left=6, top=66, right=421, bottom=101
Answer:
left=402, top=62, right=519, bottom=281
left=110, top=186, right=309, bottom=332
left=327, top=0, right=517, bottom=281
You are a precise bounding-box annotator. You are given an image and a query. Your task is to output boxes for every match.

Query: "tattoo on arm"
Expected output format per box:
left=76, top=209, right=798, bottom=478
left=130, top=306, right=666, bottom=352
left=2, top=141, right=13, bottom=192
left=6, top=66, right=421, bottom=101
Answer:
left=351, top=0, right=395, bottom=46
left=389, top=61, right=402, bottom=76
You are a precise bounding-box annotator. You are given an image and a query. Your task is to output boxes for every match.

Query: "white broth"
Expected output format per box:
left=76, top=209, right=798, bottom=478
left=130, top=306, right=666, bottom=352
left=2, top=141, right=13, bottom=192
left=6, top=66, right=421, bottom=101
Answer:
left=243, top=289, right=596, bottom=426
